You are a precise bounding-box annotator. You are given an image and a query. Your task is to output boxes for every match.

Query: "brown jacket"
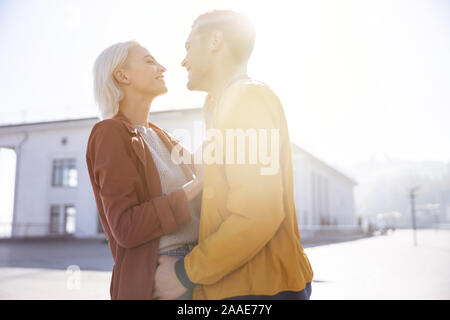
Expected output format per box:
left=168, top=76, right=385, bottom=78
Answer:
left=85, top=110, right=194, bottom=300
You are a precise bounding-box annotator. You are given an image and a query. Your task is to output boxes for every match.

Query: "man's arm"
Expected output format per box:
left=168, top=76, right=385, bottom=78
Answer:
left=178, top=85, right=286, bottom=286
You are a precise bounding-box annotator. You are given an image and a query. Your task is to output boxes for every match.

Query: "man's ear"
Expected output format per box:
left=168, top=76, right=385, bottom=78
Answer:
left=208, top=30, right=223, bottom=52
left=113, top=68, right=130, bottom=84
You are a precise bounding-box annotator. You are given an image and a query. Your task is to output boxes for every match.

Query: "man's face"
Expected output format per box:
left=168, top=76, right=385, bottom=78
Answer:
left=181, top=27, right=211, bottom=92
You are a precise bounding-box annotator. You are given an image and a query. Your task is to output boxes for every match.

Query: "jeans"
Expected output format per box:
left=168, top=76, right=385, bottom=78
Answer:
left=224, top=282, right=312, bottom=300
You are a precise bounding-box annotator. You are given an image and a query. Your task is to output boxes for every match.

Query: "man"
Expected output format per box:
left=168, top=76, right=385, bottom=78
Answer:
left=154, top=10, right=314, bottom=300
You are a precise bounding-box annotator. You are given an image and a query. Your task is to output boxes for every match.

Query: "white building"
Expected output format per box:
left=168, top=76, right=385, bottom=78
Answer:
left=291, top=144, right=358, bottom=240
left=0, top=108, right=357, bottom=239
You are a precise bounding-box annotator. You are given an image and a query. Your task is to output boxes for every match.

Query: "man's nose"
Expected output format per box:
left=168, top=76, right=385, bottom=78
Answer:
left=181, top=58, right=187, bottom=68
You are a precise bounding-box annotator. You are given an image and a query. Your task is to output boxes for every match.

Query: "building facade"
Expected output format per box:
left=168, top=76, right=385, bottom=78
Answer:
left=0, top=108, right=357, bottom=239
left=291, top=144, right=358, bottom=240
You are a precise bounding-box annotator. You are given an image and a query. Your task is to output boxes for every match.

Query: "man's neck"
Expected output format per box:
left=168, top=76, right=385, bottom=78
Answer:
left=208, top=65, right=249, bottom=101
left=203, top=69, right=249, bottom=130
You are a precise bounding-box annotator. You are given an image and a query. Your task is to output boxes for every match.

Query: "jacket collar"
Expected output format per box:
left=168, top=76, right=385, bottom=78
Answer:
left=113, top=110, right=168, bottom=137
left=112, top=109, right=195, bottom=181
left=112, top=110, right=174, bottom=144
left=112, top=110, right=140, bottom=135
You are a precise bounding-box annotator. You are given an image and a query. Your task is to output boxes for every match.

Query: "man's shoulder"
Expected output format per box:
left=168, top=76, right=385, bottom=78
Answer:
left=215, top=78, right=283, bottom=129
left=220, top=78, right=282, bottom=116
left=225, top=78, right=276, bottom=101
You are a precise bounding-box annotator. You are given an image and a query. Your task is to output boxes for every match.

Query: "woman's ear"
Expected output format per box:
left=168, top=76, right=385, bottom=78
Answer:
left=113, top=68, right=130, bottom=84
left=208, top=30, right=223, bottom=52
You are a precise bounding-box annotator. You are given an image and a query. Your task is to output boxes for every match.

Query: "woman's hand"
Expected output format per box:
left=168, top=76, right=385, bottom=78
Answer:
left=194, top=162, right=204, bottom=186
left=193, top=143, right=205, bottom=179
left=181, top=144, right=204, bottom=201
left=182, top=172, right=203, bottom=201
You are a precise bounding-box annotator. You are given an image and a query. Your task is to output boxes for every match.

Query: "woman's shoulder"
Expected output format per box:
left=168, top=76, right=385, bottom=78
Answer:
left=86, top=118, right=136, bottom=163
left=87, top=118, right=130, bottom=151
left=93, top=117, right=122, bottom=129
left=90, top=118, right=128, bottom=137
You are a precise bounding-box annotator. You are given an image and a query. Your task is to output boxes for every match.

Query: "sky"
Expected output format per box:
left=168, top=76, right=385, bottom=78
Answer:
left=1, top=0, right=449, bottom=166
left=1, top=0, right=450, bottom=223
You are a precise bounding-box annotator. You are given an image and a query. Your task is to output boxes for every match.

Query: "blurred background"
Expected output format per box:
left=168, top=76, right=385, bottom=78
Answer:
left=0, top=0, right=449, bottom=299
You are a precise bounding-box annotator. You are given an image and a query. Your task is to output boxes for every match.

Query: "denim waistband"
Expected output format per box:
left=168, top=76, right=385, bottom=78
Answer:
left=159, top=243, right=196, bottom=257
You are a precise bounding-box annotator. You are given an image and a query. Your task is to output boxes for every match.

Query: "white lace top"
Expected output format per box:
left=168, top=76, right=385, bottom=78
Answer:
left=135, top=124, right=200, bottom=252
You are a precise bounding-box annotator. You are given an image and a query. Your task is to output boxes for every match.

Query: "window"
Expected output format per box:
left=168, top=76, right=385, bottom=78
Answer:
left=64, top=205, right=76, bottom=234
left=49, top=205, right=60, bottom=234
left=52, top=159, right=77, bottom=187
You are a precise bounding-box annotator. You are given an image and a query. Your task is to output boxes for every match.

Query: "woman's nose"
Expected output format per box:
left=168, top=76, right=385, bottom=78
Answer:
left=181, top=58, right=187, bottom=68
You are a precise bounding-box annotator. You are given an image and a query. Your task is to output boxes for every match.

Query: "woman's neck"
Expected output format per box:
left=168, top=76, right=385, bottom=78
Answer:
left=118, top=93, right=154, bottom=128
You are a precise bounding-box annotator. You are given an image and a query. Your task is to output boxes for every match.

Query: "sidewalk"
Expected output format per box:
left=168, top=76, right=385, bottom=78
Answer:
left=0, top=267, right=110, bottom=300
left=307, top=229, right=450, bottom=299
left=0, top=237, right=112, bottom=299
left=1, top=229, right=449, bottom=299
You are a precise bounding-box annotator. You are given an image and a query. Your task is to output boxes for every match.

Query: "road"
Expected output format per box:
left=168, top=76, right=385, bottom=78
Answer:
left=0, top=229, right=449, bottom=299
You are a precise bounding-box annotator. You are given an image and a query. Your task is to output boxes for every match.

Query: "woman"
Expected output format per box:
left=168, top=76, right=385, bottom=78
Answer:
left=86, top=41, right=202, bottom=300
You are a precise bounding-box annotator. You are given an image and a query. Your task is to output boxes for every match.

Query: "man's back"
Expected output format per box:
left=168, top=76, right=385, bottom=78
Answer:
left=184, top=78, right=314, bottom=299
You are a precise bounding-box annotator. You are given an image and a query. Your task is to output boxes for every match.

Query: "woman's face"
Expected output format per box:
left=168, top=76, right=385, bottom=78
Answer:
left=119, top=45, right=167, bottom=97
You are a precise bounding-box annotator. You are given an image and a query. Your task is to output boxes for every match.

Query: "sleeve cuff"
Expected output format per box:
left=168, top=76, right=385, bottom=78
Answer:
left=175, top=257, right=197, bottom=290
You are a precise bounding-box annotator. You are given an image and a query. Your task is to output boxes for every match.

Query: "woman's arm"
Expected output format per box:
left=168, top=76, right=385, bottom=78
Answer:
left=86, top=121, right=193, bottom=249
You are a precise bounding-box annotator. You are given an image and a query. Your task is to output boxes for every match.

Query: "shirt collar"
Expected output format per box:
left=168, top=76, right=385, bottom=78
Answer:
left=204, top=75, right=250, bottom=111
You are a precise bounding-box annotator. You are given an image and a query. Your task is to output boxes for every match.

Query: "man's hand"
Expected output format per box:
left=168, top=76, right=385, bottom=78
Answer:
left=153, top=255, right=188, bottom=300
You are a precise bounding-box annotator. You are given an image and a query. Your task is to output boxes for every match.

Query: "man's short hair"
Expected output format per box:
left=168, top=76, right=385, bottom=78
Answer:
left=193, top=10, right=256, bottom=64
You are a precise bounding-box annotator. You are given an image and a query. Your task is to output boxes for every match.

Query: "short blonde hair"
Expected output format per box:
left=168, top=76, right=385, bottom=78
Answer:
left=93, top=41, right=140, bottom=120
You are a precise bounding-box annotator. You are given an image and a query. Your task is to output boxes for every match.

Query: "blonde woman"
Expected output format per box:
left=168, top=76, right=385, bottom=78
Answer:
left=86, top=41, right=202, bottom=300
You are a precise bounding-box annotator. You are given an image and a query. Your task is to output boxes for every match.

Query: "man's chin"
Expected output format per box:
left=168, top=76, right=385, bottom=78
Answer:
left=186, top=81, right=195, bottom=91
left=186, top=80, right=202, bottom=92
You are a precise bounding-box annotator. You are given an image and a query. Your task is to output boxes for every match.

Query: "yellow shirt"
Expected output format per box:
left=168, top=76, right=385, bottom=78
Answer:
left=184, top=78, right=314, bottom=299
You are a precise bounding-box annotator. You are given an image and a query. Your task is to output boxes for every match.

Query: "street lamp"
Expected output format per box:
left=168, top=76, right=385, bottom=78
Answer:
left=408, top=186, right=420, bottom=247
